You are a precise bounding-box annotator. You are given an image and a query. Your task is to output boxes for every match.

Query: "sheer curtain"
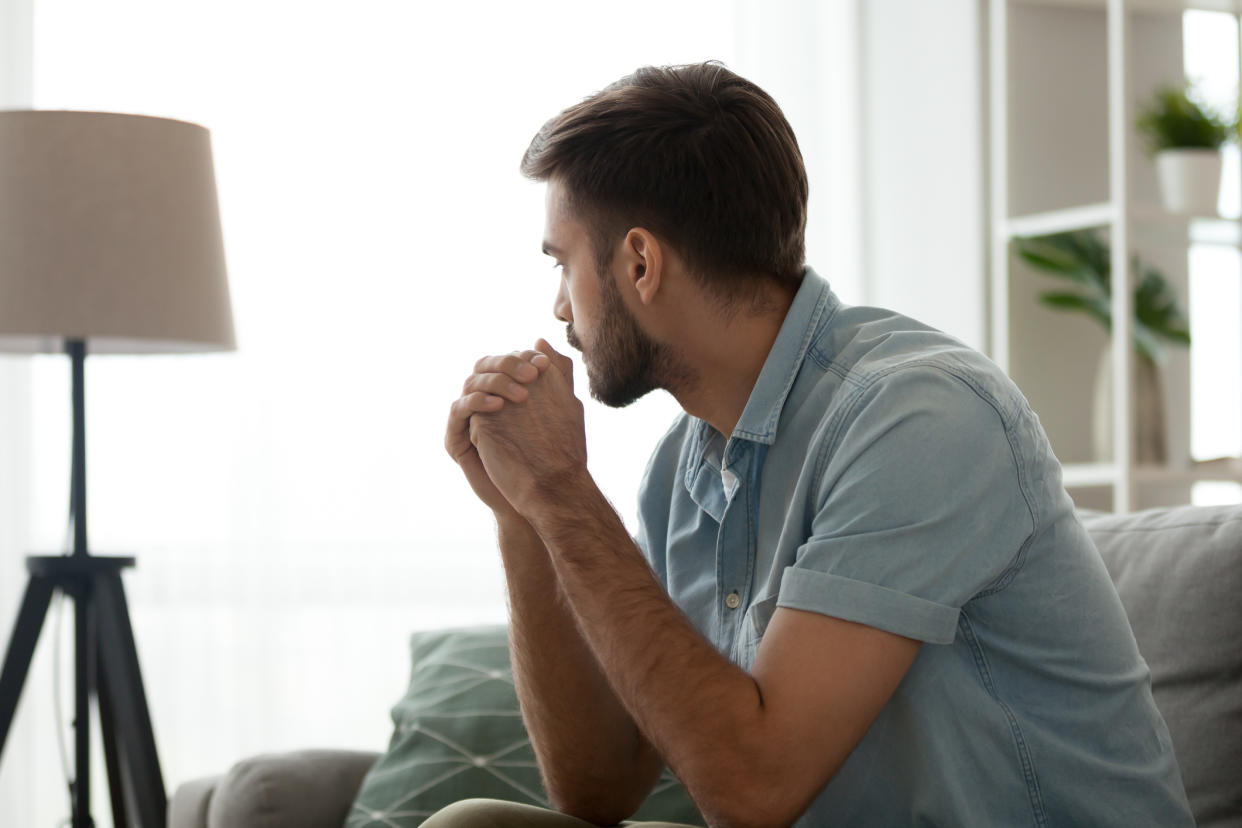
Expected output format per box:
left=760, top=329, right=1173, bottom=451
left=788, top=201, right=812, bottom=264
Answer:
left=0, top=1, right=861, bottom=824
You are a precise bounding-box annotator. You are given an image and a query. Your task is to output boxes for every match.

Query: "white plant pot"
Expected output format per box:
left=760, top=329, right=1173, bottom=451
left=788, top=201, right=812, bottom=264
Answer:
left=1154, top=148, right=1223, bottom=215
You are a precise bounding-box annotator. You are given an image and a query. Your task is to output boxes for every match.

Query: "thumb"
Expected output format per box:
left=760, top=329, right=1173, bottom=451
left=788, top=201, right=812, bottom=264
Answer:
left=535, top=338, right=575, bottom=388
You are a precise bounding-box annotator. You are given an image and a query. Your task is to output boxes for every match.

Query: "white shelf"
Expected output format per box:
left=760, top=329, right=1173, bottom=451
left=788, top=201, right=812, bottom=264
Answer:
left=1000, top=202, right=1242, bottom=244
left=1062, top=458, right=1242, bottom=487
left=1131, top=205, right=1242, bottom=246
left=1062, top=463, right=1120, bottom=487
left=999, top=202, right=1117, bottom=239
left=1013, top=0, right=1242, bottom=13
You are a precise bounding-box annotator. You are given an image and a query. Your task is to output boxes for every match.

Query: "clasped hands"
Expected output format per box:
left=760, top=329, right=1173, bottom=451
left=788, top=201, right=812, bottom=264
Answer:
left=445, top=337, right=589, bottom=521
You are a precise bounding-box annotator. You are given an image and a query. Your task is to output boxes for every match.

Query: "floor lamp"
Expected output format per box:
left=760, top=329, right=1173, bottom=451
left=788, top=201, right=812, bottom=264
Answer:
left=0, top=111, right=235, bottom=828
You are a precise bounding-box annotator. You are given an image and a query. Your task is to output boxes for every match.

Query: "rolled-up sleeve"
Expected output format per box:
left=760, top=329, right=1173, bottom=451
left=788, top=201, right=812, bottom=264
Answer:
left=777, top=366, right=1035, bottom=644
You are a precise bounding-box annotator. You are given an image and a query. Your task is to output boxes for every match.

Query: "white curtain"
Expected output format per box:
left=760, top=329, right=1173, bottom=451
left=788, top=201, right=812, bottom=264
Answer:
left=0, top=1, right=862, bottom=825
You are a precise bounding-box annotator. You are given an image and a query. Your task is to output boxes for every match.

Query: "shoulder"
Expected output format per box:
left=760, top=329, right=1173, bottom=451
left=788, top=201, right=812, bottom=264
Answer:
left=791, top=307, right=1043, bottom=511
left=803, top=303, right=1024, bottom=444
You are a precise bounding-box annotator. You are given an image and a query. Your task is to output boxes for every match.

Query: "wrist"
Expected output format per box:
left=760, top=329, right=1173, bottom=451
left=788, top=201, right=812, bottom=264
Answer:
left=495, top=510, right=540, bottom=545
left=524, top=469, right=608, bottom=540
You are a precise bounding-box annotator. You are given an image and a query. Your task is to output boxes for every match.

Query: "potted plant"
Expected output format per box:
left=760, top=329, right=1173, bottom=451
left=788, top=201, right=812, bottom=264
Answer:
left=1135, top=83, right=1231, bottom=214
left=1016, top=230, right=1191, bottom=464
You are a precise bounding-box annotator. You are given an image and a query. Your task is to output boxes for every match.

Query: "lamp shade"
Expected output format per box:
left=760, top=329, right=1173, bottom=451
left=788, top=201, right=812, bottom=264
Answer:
left=0, top=110, right=235, bottom=354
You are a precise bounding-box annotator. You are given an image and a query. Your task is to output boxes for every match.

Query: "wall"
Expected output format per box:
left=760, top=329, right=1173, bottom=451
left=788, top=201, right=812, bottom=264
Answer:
left=861, top=0, right=989, bottom=350
left=734, top=0, right=865, bottom=305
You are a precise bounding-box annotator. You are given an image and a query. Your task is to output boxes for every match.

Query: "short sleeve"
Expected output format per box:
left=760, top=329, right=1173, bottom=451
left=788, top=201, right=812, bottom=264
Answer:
left=777, top=366, right=1035, bottom=644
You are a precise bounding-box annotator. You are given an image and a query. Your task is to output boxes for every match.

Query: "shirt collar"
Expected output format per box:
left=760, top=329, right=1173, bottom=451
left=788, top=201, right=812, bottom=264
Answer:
left=728, top=265, right=833, bottom=445
left=683, top=267, right=833, bottom=498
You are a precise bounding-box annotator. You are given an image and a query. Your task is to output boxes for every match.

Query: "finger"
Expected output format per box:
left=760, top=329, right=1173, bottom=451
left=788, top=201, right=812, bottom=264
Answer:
left=517, top=349, right=552, bottom=372
left=534, top=338, right=575, bottom=387
left=462, top=372, right=530, bottom=403
left=447, top=393, right=503, bottom=453
left=473, top=353, right=541, bottom=383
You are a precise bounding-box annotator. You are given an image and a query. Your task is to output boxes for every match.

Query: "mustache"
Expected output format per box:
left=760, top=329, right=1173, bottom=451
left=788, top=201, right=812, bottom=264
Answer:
left=566, top=324, right=582, bottom=351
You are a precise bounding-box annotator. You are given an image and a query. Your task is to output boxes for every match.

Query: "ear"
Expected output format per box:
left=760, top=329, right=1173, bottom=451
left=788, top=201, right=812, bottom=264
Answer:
left=620, top=228, right=663, bottom=306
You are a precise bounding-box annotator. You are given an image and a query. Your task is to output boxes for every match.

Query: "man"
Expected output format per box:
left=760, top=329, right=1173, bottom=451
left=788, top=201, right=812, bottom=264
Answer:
left=435, top=62, right=1193, bottom=827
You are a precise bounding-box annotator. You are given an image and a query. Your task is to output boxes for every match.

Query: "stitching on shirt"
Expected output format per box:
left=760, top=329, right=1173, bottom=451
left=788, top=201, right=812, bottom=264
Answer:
left=975, top=414, right=1039, bottom=597
left=733, top=280, right=836, bottom=443
left=958, top=611, right=1049, bottom=828
left=744, top=446, right=760, bottom=611
left=805, top=304, right=847, bottom=377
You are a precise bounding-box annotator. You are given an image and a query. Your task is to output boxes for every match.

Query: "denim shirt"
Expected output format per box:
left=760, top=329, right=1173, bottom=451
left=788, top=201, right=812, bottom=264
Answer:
left=635, top=268, right=1194, bottom=826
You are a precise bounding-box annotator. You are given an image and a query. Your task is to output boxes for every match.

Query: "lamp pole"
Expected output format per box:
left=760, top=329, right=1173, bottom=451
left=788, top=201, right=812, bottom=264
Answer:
left=68, top=338, right=92, bottom=827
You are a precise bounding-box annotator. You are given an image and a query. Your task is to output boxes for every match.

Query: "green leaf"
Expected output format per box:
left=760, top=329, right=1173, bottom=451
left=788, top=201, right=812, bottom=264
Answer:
left=1023, top=229, right=1191, bottom=357
left=1135, top=82, right=1231, bottom=155
left=1039, top=291, right=1112, bottom=330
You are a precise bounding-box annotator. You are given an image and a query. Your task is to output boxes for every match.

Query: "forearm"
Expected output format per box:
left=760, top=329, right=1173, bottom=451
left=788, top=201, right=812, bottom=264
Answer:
left=496, top=514, right=662, bottom=822
left=526, top=481, right=777, bottom=827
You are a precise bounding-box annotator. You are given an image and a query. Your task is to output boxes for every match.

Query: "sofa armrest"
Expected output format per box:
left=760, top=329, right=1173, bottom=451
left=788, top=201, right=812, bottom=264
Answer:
left=168, top=749, right=381, bottom=828
left=168, top=772, right=223, bottom=828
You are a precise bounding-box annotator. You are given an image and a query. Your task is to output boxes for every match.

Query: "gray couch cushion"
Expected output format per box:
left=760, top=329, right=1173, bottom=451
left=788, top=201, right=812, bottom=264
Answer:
left=205, top=749, right=380, bottom=828
left=1082, top=504, right=1242, bottom=828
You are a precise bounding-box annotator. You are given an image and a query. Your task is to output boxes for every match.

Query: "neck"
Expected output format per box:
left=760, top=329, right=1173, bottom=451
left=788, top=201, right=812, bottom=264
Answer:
left=668, top=288, right=795, bottom=438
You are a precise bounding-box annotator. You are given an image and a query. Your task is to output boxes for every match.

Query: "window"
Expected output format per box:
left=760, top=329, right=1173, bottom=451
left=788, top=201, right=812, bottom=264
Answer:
left=1184, top=10, right=1242, bottom=505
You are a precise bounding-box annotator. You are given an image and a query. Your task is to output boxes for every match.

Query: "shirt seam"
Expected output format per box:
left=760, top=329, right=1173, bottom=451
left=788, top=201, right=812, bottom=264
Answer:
left=733, top=278, right=836, bottom=443
left=958, top=610, right=1049, bottom=828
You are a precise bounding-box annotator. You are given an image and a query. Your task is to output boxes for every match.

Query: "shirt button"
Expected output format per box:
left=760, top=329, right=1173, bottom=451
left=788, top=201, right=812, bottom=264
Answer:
left=725, top=592, right=741, bottom=610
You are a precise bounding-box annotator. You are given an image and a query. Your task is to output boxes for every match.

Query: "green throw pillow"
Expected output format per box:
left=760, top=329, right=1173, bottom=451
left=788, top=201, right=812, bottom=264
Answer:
left=347, top=625, right=704, bottom=827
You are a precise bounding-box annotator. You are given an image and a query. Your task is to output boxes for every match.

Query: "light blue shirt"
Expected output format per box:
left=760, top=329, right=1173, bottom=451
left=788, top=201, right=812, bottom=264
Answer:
left=635, top=268, right=1194, bottom=826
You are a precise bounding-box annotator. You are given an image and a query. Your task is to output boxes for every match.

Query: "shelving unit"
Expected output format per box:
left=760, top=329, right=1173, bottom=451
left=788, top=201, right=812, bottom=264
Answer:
left=989, top=0, right=1242, bottom=511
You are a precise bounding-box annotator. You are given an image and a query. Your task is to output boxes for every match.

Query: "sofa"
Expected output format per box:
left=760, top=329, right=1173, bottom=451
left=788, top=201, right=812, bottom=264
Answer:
left=168, top=504, right=1242, bottom=828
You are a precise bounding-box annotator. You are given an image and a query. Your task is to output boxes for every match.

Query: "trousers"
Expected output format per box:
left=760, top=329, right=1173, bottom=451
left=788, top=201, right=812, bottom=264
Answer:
left=420, top=799, right=701, bottom=828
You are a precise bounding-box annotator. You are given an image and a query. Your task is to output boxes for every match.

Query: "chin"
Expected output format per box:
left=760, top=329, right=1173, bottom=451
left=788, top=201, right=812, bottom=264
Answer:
left=589, top=375, right=654, bottom=409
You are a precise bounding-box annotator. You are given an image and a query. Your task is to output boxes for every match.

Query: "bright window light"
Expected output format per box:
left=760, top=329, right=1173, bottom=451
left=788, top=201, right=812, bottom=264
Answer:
left=1184, top=10, right=1242, bottom=507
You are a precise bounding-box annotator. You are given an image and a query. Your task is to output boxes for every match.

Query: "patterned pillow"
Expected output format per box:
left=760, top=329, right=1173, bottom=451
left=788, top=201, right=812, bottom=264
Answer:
left=346, top=625, right=703, bottom=827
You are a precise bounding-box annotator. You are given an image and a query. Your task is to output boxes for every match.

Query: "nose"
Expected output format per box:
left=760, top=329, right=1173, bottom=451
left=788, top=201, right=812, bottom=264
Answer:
left=553, top=279, right=571, bottom=324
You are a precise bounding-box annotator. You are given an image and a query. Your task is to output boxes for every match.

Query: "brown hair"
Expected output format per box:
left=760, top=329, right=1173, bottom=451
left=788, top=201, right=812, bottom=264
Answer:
left=520, top=61, right=808, bottom=300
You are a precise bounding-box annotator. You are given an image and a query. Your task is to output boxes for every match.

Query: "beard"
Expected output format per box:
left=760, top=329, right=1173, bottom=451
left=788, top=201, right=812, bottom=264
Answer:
left=567, top=273, right=668, bottom=408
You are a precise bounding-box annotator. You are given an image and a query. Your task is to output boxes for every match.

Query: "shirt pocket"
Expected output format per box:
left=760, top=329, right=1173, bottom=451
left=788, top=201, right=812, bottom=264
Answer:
left=733, top=594, right=780, bottom=671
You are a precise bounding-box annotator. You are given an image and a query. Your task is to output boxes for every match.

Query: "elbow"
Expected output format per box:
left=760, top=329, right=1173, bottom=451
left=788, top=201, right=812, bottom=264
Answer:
left=701, top=794, right=801, bottom=828
left=693, top=764, right=813, bottom=828
left=547, top=792, right=640, bottom=827
left=544, top=776, right=650, bottom=827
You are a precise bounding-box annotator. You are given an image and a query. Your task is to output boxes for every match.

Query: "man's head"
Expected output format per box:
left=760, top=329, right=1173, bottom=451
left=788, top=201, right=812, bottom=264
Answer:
left=523, top=62, right=808, bottom=407
left=522, top=61, right=808, bottom=299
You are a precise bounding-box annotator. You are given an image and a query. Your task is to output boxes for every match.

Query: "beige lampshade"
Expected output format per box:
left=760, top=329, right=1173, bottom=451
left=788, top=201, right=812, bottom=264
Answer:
left=0, top=110, right=235, bottom=354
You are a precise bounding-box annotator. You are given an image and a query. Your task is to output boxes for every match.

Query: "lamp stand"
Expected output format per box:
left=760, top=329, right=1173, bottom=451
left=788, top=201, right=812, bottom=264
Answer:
left=0, top=340, right=166, bottom=828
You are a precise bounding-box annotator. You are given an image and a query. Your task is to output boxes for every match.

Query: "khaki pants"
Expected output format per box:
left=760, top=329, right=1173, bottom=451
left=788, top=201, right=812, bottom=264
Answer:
left=421, top=799, right=701, bottom=828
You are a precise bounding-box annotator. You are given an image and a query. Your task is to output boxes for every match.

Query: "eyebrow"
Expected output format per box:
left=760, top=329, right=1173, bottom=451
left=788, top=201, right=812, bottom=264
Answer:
left=541, top=241, right=563, bottom=257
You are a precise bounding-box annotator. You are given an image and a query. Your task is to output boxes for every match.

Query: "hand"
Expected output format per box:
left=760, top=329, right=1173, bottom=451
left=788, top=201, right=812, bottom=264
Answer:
left=469, top=339, right=588, bottom=519
left=447, top=349, right=551, bottom=518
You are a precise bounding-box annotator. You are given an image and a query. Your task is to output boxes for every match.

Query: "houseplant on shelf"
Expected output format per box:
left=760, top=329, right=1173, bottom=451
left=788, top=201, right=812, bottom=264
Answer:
left=1135, top=82, right=1231, bottom=214
left=1015, top=230, right=1191, bottom=464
